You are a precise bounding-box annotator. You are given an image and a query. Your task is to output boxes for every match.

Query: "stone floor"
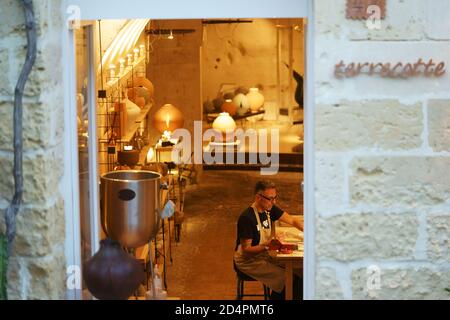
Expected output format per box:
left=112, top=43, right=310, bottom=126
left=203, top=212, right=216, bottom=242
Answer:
left=164, top=170, right=303, bottom=300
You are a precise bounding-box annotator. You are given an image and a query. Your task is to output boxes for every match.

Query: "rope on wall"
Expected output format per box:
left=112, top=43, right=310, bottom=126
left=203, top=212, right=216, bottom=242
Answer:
left=4, top=0, right=37, bottom=259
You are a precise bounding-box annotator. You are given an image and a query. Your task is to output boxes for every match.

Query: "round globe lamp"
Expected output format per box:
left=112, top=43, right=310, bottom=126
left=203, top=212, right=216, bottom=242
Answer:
left=212, top=112, right=236, bottom=142
left=153, top=104, right=184, bottom=134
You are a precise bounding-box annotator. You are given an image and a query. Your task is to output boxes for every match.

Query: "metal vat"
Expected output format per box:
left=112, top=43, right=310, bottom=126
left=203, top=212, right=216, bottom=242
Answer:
left=100, top=170, right=162, bottom=248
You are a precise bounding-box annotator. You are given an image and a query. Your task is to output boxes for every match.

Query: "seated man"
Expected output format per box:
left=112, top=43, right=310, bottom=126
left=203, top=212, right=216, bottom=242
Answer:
left=233, top=180, right=303, bottom=299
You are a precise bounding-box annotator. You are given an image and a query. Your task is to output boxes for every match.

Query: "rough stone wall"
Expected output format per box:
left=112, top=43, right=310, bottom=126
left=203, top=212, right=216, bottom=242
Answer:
left=201, top=18, right=304, bottom=110
left=0, top=0, right=66, bottom=299
left=314, top=0, right=450, bottom=299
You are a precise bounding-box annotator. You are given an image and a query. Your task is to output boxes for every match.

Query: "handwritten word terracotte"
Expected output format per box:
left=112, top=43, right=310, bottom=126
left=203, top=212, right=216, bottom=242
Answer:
left=334, top=59, right=446, bottom=79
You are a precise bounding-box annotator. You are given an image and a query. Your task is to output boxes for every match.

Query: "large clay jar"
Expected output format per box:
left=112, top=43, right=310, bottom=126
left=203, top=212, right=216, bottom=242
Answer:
left=127, top=87, right=137, bottom=101
left=134, top=96, right=146, bottom=108
left=220, top=99, right=237, bottom=116
left=232, top=93, right=250, bottom=116
left=153, top=103, right=184, bottom=133
left=134, top=77, right=154, bottom=99
left=127, top=87, right=151, bottom=108
left=246, top=87, right=265, bottom=113
left=84, top=238, right=144, bottom=300
left=212, top=112, right=236, bottom=142
left=136, top=87, right=151, bottom=105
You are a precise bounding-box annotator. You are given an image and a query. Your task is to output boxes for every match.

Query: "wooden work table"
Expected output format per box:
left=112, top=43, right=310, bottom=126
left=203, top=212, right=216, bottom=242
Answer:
left=270, top=225, right=303, bottom=300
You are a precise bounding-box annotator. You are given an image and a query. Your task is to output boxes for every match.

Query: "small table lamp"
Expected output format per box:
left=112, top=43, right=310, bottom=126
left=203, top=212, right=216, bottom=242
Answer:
left=212, top=112, right=237, bottom=142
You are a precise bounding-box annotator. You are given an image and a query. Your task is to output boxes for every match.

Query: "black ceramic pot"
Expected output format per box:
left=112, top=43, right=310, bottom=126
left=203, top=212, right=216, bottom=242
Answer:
left=117, top=150, right=140, bottom=167
left=212, top=98, right=224, bottom=113
left=84, top=238, right=144, bottom=300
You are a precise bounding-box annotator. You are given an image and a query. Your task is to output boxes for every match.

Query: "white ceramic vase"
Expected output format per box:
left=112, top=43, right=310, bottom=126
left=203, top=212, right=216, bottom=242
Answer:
left=246, top=87, right=264, bottom=113
left=233, top=93, right=250, bottom=115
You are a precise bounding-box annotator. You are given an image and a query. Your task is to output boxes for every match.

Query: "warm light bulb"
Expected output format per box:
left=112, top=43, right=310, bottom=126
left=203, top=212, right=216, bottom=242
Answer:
left=167, top=30, right=174, bottom=40
left=165, top=113, right=171, bottom=128
left=153, top=103, right=184, bottom=134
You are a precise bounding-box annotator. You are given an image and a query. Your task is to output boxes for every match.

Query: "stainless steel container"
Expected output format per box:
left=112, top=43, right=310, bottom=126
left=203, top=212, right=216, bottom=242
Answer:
left=100, top=170, right=162, bottom=248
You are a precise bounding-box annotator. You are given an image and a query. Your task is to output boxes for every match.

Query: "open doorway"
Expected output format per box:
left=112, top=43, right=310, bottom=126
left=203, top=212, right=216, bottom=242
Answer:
left=66, top=0, right=313, bottom=301
left=144, top=18, right=304, bottom=299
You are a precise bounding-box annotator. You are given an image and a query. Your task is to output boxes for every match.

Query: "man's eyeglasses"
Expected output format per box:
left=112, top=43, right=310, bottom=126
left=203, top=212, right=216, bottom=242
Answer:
left=258, top=193, right=278, bottom=202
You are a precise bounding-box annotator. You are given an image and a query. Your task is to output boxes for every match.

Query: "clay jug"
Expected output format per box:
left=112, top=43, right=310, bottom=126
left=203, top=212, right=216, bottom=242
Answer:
left=221, top=99, right=237, bottom=116
left=84, top=238, right=144, bottom=300
left=127, top=87, right=151, bottom=106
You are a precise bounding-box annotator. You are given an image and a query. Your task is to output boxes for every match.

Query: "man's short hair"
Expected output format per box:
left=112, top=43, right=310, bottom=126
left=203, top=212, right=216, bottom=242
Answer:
left=255, top=180, right=276, bottom=194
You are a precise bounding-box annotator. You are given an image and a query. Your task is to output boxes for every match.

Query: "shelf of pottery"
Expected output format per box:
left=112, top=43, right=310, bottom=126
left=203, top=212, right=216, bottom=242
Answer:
left=97, top=47, right=155, bottom=174
left=134, top=172, right=179, bottom=296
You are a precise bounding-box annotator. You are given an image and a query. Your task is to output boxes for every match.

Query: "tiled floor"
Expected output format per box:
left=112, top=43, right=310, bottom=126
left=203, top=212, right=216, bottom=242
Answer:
left=165, top=170, right=303, bottom=300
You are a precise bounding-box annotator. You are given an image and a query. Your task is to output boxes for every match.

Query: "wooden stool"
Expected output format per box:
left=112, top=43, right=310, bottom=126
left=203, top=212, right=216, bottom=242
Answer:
left=233, top=262, right=270, bottom=300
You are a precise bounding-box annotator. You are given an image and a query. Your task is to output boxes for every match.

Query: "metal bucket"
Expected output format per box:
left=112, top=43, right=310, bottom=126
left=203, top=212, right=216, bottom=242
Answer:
left=100, top=170, right=162, bottom=248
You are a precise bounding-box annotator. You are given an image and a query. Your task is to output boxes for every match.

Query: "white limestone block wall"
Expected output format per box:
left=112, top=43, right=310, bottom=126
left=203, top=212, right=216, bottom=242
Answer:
left=0, top=0, right=66, bottom=299
left=314, top=0, right=450, bottom=299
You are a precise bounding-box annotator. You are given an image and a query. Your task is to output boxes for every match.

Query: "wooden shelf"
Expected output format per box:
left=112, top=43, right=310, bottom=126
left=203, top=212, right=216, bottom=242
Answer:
left=97, top=55, right=150, bottom=174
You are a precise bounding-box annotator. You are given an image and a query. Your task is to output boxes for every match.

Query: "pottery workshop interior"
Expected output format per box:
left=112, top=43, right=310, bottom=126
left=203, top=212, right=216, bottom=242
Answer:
left=75, top=18, right=304, bottom=300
